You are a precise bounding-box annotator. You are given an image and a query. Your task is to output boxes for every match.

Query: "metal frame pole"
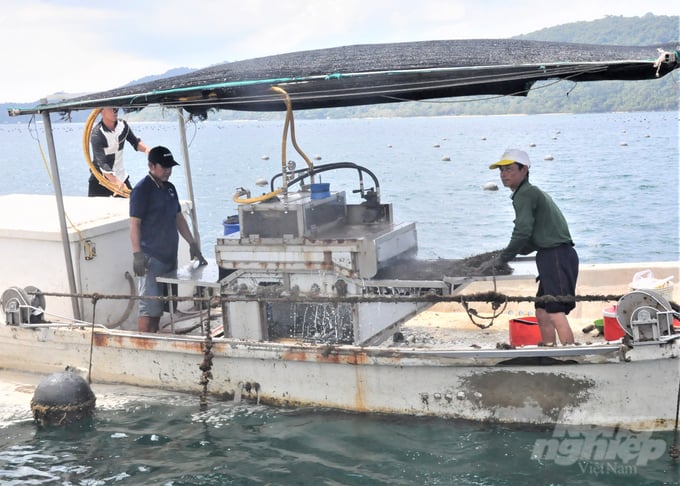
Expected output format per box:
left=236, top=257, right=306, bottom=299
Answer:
left=41, top=110, right=81, bottom=320
left=176, top=108, right=201, bottom=248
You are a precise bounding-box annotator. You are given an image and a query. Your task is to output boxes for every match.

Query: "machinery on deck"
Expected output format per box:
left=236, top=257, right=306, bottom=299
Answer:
left=216, top=162, right=448, bottom=345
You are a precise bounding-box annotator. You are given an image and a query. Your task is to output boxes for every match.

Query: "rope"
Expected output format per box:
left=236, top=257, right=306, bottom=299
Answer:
left=461, top=260, right=505, bottom=328
left=30, top=398, right=96, bottom=426
left=27, top=288, right=625, bottom=305
left=671, top=375, right=680, bottom=460
left=461, top=296, right=508, bottom=329
left=199, top=303, right=214, bottom=411
left=88, top=295, right=98, bottom=384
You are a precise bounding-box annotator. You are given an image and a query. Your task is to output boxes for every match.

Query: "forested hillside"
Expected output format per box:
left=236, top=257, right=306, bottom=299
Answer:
left=308, top=14, right=679, bottom=119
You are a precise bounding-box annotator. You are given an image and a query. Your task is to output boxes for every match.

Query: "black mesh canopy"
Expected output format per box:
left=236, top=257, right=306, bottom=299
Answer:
left=9, top=39, right=679, bottom=117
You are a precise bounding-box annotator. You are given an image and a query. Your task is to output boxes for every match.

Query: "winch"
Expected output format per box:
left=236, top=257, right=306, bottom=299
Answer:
left=615, top=289, right=679, bottom=342
left=1, top=286, right=45, bottom=325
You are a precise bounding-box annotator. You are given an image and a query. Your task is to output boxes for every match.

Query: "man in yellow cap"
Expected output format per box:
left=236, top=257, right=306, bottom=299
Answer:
left=488, top=148, right=577, bottom=345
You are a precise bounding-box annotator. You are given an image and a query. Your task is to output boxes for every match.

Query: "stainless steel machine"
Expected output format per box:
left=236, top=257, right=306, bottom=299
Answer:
left=215, top=164, right=449, bottom=345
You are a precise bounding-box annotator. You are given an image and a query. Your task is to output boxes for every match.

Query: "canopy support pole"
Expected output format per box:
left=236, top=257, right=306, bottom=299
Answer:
left=177, top=109, right=201, bottom=249
left=41, top=109, right=81, bottom=320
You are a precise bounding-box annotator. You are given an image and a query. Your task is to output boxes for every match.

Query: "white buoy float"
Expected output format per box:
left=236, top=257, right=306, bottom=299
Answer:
left=544, top=154, right=554, bottom=161
left=483, top=182, right=499, bottom=191
left=261, top=155, right=269, bottom=160
left=441, top=156, right=451, bottom=161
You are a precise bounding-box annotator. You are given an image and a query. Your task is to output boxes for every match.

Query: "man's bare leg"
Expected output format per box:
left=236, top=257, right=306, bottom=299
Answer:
left=138, top=316, right=160, bottom=333
left=536, top=308, right=574, bottom=345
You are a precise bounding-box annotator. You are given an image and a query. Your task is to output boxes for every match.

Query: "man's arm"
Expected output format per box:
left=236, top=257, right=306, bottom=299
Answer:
left=125, top=122, right=151, bottom=155
left=177, top=213, right=207, bottom=265
left=130, top=217, right=143, bottom=253
left=136, top=140, right=150, bottom=155
left=176, top=213, right=194, bottom=245
left=130, top=216, right=147, bottom=276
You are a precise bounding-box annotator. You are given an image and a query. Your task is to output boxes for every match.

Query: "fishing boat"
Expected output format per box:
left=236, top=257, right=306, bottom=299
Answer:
left=2, top=39, right=679, bottom=430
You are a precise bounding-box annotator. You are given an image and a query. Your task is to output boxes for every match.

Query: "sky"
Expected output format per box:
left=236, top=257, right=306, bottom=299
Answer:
left=1, top=0, right=678, bottom=102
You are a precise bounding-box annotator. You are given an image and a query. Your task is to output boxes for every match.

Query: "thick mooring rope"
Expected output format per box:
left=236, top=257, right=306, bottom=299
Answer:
left=198, top=304, right=214, bottom=411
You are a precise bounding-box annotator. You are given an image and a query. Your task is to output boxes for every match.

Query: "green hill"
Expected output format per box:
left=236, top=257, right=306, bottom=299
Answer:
left=515, top=13, right=678, bottom=45
left=205, top=13, right=680, bottom=120
left=303, top=14, right=679, bottom=119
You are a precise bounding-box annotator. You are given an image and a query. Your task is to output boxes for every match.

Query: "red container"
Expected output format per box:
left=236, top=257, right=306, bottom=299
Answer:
left=603, top=305, right=626, bottom=341
left=509, top=316, right=542, bottom=346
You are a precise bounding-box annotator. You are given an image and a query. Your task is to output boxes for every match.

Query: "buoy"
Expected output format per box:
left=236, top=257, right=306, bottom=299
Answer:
left=313, top=155, right=322, bottom=160
left=483, top=182, right=499, bottom=191
left=31, top=370, right=96, bottom=426
left=620, top=142, right=628, bottom=146
left=261, top=155, right=269, bottom=160
left=433, top=144, right=440, bottom=148
left=544, top=155, right=554, bottom=161
left=255, top=177, right=268, bottom=187
left=529, top=143, right=536, bottom=147
left=441, top=156, right=451, bottom=161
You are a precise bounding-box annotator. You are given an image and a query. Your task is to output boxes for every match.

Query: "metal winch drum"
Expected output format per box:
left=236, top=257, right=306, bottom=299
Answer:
left=1, top=286, right=45, bottom=324
left=615, top=289, right=678, bottom=342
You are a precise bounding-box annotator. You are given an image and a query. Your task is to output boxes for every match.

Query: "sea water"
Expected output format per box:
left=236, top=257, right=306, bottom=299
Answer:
left=0, top=111, right=679, bottom=484
left=1, top=111, right=678, bottom=263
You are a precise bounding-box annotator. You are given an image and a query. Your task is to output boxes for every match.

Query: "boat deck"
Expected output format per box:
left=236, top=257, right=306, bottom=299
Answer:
left=154, top=301, right=613, bottom=351
left=390, top=305, right=610, bottom=350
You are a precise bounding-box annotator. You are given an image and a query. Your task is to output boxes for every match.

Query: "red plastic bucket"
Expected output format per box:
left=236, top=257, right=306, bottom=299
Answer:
left=603, top=305, right=626, bottom=341
left=509, top=316, right=542, bottom=346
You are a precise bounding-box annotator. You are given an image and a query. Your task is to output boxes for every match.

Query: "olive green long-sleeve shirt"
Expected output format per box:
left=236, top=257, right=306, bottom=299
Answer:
left=500, top=179, right=573, bottom=263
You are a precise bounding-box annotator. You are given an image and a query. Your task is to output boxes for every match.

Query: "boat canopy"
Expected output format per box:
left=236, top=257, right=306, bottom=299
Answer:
left=8, top=39, right=679, bottom=118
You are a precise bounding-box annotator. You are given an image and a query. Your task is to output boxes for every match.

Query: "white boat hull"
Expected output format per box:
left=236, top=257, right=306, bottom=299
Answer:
left=2, top=323, right=678, bottom=430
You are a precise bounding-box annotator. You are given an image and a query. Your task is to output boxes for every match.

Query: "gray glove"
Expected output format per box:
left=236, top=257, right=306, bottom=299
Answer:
left=133, top=251, right=147, bottom=277
left=189, top=242, right=208, bottom=266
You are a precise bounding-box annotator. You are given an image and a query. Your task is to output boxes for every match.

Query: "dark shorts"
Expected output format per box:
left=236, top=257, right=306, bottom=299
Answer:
left=535, top=244, right=579, bottom=314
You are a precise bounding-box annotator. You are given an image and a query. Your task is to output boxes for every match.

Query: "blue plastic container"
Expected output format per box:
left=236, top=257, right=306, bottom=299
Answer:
left=223, top=223, right=240, bottom=235
left=310, top=182, right=331, bottom=199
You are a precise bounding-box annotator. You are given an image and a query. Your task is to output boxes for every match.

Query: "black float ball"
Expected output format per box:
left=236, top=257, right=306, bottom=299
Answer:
left=30, top=370, right=96, bottom=426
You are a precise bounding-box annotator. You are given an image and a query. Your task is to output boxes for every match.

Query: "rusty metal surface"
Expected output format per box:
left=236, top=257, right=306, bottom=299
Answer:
left=1, top=322, right=678, bottom=430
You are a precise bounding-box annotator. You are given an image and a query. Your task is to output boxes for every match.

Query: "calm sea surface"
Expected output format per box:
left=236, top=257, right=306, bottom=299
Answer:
left=1, top=111, right=678, bottom=263
left=1, top=111, right=679, bottom=485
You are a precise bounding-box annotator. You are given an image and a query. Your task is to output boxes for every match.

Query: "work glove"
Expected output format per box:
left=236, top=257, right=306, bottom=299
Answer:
left=190, top=242, right=208, bottom=266
left=133, top=251, right=147, bottom=277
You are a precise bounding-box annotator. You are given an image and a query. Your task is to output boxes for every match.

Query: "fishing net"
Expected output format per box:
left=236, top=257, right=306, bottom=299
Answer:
left=375, top=250, right=512, bottom=280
